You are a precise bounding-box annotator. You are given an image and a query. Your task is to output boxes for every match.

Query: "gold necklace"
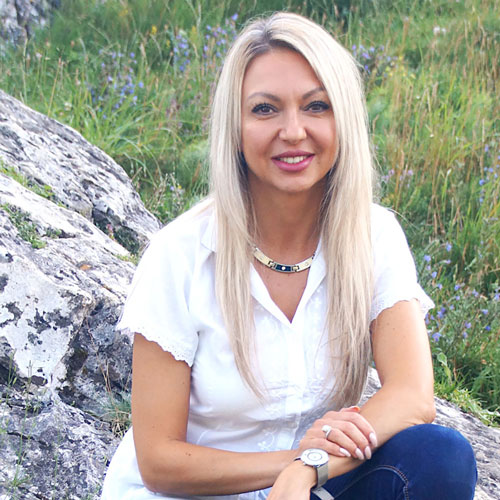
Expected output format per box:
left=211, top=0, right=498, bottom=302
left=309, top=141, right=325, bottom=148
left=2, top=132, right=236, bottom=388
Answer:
left=253, top=247, right=315, bottom=273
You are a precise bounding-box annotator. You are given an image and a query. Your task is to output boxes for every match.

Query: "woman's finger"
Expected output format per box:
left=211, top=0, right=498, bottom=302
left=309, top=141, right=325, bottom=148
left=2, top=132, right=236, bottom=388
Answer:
left=321, top=410, right=377, bottom=447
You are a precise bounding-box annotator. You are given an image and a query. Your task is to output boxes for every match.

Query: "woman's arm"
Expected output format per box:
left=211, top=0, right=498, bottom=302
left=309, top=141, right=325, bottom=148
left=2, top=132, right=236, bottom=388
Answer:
left=268, top=298, right=436, bottom=498
left=131, top=333, right=296, bottom=495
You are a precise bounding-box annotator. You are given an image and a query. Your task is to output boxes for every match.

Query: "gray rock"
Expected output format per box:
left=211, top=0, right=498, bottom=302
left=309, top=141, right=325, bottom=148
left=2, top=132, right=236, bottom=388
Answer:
left=0, top=381, right=119, bottom=499
left=0, top=90, right=157, bottom=497
left=0, top=0, right=60, bottom=49
left=364, top=369, right=500, bottom=500
left=0, top=89, right=160, bottom=253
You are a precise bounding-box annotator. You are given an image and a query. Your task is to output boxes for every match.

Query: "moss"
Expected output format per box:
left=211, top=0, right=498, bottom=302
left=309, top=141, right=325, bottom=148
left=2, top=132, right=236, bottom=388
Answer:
left=1, top=204, right=46, bottom=249
left=115, top=253, right=140, bottom=266
left=113, top=227, right=140, bottom=255
left=0, top=163, right=55, bottom=201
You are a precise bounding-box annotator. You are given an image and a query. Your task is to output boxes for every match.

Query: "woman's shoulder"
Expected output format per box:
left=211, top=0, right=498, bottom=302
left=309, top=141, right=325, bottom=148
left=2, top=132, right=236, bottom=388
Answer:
left=149, top=198, right=216, bottom=255
left=370, top=203, right=405, bottom=241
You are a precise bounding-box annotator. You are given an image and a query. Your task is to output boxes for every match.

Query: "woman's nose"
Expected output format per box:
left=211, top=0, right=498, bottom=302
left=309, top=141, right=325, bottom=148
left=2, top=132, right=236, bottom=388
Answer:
left=278, top=111, right=307, bottom=143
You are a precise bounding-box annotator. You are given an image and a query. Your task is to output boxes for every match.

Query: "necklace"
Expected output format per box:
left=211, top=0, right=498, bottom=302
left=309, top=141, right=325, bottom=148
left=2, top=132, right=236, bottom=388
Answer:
left=253, top=247, right=315, bottom=273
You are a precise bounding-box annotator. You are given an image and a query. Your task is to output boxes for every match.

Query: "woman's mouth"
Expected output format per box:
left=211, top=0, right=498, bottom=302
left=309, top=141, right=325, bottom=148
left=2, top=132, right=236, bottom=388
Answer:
left=272, top=153, right=314, bottom=171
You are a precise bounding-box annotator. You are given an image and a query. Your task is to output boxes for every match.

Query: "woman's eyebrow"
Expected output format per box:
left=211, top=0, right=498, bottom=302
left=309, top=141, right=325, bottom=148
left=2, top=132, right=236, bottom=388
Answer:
left=246, top=91, right=280, bottom=102
left=302, top=86, right=327, bottom=99
left=246, top=87, right=326, bottom=102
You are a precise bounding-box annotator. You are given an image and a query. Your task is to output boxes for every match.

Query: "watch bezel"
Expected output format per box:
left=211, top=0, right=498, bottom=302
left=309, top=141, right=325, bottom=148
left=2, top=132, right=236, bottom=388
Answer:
left=300, top=448, right=329, bottom=467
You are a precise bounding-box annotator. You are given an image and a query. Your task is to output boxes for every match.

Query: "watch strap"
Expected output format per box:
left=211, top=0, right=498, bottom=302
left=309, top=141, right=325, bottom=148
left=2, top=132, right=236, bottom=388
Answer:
left=316, top=461, right=329, bottom=488
left=311, top=486, right=335, bottom=500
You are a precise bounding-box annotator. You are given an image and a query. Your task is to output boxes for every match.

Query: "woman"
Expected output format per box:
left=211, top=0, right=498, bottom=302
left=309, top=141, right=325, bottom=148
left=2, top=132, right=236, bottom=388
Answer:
left=101, top=12, right=477, bottom=500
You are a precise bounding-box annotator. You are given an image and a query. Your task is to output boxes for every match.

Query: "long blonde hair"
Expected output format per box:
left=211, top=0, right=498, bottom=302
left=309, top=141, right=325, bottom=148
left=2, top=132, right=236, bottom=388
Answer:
left=209, top=12, right=374, bottom=407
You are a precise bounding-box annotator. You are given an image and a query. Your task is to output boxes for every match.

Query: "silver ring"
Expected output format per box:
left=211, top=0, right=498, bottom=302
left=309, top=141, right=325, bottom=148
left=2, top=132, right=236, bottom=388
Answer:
left=322, top=424, right=332, bottom=440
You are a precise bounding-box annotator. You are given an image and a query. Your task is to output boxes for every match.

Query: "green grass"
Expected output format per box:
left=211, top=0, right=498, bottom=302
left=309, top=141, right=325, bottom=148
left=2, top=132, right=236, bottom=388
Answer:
left=1, top=162, right=56, bottom=201
left=0, top=0, right=498, bottom=425
left=1, top=204, right=47, bottom=249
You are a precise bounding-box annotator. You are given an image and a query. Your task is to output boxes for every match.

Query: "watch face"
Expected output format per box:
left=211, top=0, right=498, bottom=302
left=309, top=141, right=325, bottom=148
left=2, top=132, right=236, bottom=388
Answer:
left=302, top=448, right=328, bottom=466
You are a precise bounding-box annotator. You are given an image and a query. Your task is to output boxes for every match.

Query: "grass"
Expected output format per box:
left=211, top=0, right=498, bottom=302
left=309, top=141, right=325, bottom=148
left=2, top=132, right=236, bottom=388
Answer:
left=0, top=162, right=56, bottom=201
left=1, top=204, right=47, bottom=249
left=0, top=0, right=498, bottom=429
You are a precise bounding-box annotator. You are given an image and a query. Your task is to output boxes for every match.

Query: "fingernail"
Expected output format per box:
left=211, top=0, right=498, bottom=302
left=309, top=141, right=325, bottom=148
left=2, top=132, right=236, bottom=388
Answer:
left=351, top=406, right=361, bottom=412
left=369, top=432, right=378, bottom=447
left=364, top=446, right=372, bottom=460
left=355, top=448, right=364, bottom=460
left=339, top=448, right=351, bottom=458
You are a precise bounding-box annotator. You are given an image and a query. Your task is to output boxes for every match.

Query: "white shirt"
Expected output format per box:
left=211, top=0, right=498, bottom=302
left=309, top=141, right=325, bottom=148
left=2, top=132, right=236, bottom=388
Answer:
left=101, top=203, right=434, bottom=500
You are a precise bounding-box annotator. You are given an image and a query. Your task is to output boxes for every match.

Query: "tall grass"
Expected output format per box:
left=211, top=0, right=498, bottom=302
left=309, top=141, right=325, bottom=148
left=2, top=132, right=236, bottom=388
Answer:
left=0, top=0, right=498, bottom=423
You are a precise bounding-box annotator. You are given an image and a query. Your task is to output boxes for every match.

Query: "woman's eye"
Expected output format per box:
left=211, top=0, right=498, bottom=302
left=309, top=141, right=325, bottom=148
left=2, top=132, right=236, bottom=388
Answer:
left=306, top=101, right=330, bottom=112
left=252, top=103, right=275, bottom=115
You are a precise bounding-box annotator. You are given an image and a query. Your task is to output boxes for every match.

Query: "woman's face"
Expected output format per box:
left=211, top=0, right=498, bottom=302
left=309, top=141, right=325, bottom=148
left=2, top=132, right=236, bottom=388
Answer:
left=241, top=48, right=338, bottom=199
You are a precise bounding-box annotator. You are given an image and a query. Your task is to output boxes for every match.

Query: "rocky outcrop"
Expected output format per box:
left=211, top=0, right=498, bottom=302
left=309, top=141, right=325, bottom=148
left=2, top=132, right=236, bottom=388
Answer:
left=0, top=89, right=498, bottom=499
left=0, top=0, right=60, bottom=49
left=0, top=89, right=159, bottom=498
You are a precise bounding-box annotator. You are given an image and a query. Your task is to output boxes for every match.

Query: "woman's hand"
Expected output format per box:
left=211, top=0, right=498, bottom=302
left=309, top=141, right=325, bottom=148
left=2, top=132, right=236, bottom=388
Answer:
left=298, top=407, right=378, bottom=460
left=267, top=460, right=316, bottom=500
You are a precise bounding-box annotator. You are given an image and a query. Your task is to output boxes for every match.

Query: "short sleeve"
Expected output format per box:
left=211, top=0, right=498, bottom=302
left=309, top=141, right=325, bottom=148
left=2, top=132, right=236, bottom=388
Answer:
left=116, top=226, right=199, bottom=366
left=370, top=206, right=434, bottom=322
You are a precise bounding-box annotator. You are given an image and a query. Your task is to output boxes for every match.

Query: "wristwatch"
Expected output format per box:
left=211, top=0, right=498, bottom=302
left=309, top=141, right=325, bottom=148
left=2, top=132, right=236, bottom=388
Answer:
left=296, top=448, right=329, bottom=488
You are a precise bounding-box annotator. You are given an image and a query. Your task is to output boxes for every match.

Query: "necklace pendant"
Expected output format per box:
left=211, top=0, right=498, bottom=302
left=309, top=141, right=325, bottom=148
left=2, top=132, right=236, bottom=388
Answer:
left=254, top=247, right=315, bottom=273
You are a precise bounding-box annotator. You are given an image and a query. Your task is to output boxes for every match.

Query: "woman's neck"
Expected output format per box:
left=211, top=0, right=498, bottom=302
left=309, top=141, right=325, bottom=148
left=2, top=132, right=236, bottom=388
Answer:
left=250, top=186, right=323, bottom=261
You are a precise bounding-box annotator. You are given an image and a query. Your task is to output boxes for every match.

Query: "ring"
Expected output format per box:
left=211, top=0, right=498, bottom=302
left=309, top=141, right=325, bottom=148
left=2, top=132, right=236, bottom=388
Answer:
left=322, top=424, right=332, bottom=440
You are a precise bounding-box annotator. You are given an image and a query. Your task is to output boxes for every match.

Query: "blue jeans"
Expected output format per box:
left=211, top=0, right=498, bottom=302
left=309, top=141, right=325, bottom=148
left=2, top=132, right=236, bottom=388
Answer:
left=316, top=424, right=477, bottom=500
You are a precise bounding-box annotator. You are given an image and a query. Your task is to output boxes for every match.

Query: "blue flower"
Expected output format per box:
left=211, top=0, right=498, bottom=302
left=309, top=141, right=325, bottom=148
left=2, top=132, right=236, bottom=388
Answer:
left=431, top=271, right=437, bottom=278
left=432, top=332, right=441, bottom=342
left=445, top=243, right=452, bottom=252
left=424, top=255, right=431, bottom=262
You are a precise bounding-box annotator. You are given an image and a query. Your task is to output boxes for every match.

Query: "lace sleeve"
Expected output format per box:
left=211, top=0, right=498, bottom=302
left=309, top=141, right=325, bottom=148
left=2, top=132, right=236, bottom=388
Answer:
left=370, top=206, right=434, bottom=323
left=116, top=226, right=199, bottom=366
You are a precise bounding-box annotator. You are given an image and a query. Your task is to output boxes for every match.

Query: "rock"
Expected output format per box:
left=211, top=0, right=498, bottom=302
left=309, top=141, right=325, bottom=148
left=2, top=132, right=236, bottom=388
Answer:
left=363, top=369, right=500, bottom=500
left=0, top=90, right=159, bottom=497
left=0, top=90, right=498, bottom=499
left=0, top=89, right=160, bottom=253
left=0, top=382, right=119, bottom=499
left=0, top=0, right=60, bottom=49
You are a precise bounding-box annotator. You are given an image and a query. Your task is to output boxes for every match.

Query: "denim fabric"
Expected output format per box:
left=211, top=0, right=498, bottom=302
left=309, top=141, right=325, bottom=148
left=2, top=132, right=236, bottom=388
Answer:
left=316, top=424, right=477, bottom=500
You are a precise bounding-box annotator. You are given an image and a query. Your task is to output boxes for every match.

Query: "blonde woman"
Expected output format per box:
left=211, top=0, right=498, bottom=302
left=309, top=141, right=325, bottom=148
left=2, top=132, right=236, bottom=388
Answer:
left=101, top=12, right=477, bottom=500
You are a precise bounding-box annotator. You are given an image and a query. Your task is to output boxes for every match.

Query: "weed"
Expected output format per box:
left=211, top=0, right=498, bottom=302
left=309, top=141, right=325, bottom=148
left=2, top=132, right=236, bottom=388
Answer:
left=101, top=390, right=131, bottom=438
left=115, top=253, right=140, bottom=266
left=0, top=162, right=56, bottom=201
left=1, top=204, right=46, bottom=249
